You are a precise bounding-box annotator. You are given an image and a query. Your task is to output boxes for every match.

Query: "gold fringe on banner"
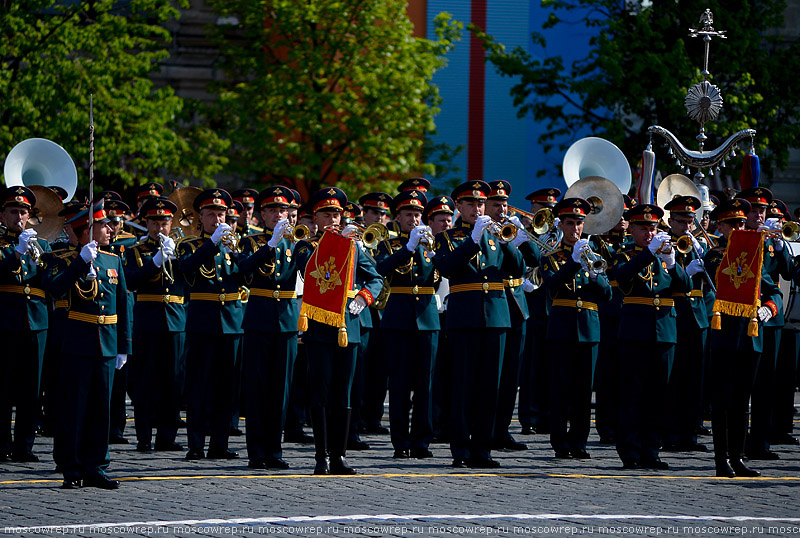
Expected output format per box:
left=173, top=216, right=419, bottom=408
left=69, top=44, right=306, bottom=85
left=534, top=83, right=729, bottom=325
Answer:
left=299, top=302, right=345, bottom=329
left=712, top=299, right=760, bottom=320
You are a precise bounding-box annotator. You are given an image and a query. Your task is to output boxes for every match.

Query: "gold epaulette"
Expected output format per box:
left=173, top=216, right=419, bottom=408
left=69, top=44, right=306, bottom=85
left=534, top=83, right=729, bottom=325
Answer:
left=250, top=224, right=264, bottom=234
left=116, top=231, right=136, bottom=240
left=98, top=250, right=119, bottom=258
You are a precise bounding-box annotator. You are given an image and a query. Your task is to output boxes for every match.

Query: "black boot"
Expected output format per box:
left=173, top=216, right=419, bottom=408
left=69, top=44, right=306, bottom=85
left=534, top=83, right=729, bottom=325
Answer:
left=329, top=407, right=356, bottom=475
left=729, top=411, right=760, bottom=477
left=715, top=458, right=736, bottom=478
left=311, top=406, right=330, bottom=475
left=711, top=410, right=732, bottom=477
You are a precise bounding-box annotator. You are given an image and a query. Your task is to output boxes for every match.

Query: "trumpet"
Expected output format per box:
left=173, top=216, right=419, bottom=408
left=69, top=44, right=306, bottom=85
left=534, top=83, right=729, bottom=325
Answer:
left=215, top=223, right=240, bottom=253
left=578, top=244, right=608, bottom=274
left=655, top=234, right=696, bottom=256
left=283, top=223, right=311, bottom=243
left=487, top=211, right=560, bottom=256
left=765, top=221, right=800, bottom=242
left=419, top=225, right=436, bottom=257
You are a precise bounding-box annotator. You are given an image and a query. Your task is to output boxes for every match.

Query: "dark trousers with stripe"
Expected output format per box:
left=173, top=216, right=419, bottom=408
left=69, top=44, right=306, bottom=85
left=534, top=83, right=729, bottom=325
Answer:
left=773, top=328, right=799, bottom=437
left=665, top=325, right=707, bottom=446
left=548, top=339, right=596, bottom=453
left=494, top=322, right=526, bottom=442
left=54, top=353, right=115, bottom=480
left=185, top=332, right=241, bottom=451
left=386, top=329, right=438, bottom=451
left=518, top=318, right=547, bottom=430
left=244, top=331, right=297, bottom=461
left=132, top=331, right=184, bottom=446
left=594, top=315, right=620, bottom=440
left=616, top=341, right=673, bottom=464
left=747, top=326, right=781, bottom=453
left=711, top=347, right=760, bottom=459
left=448, top=327, right=506, bottom=461
left=0, top=329, right=46, bottom=456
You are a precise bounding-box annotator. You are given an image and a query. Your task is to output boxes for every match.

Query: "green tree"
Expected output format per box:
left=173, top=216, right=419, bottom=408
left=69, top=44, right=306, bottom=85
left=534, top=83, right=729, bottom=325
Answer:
left=207, top=1, right=460, bottom=200
left=470, top=0, right=800, bottom=182
left=1, top=0, right=229, bottom=192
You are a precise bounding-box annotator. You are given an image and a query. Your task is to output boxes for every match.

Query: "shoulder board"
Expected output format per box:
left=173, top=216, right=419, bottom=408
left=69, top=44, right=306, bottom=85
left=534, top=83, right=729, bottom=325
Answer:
left=116, top=231, right=136, bottom=239
left=98, top=250, right=119, bottom=258
left=250, top=224, right=264, bottom=233
left=450, top=229, right=467, bottom=238
left=389, top=238, right=404, bottom=249
left=55, top=250, right=78, bottom=260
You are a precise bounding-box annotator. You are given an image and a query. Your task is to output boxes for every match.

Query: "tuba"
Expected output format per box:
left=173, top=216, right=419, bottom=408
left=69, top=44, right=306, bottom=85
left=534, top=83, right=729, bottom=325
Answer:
left=563, top=137, right=632, bottom=195
left=4, top=138, right=78, bottom=202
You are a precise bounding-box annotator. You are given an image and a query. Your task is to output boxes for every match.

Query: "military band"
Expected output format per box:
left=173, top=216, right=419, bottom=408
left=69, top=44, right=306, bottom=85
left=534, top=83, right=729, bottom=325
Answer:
left=1, top=177, right=799, bottom=488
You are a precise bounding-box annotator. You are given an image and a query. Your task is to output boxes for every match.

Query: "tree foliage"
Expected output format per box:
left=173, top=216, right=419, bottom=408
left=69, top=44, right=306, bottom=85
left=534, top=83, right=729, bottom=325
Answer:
left=0, top=0, right=229, bottom=192
left=470, top=0, right=800, bottom=182
left=207, top=0, right=461, bottom=200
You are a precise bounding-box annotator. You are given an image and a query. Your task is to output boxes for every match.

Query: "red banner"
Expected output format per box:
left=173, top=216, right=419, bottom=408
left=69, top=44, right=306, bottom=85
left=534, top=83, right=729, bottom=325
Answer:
left=712, top=229, right=765, bottom=333
left=300, top=231, right=355, bottom=329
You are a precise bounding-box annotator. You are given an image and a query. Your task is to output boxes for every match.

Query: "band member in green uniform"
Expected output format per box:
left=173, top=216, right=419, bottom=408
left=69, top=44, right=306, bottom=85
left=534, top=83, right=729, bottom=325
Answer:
left=542, top=198, right=612, bottom=459
left=0, top=186, right=52, bottom=462
left=484, top=181, right=529, bottom=451
left=704, top=198, right=774, bottom=477
left=177, top=188, right=244, bottom=461
left=374, top=189, right=439, bottom=459
left=231, top=188, right=263, bottom=237
left=44, top=200, right=131, bottom=489
left=127, top=182, right=164, bottom=234
left=735, top=188, right=792, bottom=461
left=518, top=188, right=560, bottom=435
left=123, top=197, right=185, bottom=452
left=433, top=181, right=525, bottom=468
left=238, top=186, right=299, bottom=470
left=294, top=187, right=383, bottom=475
left=609, top=204, right=691, bottom=470
left=662, top=196, right=711, bottom=452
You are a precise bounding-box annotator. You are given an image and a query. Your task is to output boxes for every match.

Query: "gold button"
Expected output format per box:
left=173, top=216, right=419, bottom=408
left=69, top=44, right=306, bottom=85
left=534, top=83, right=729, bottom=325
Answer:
left=412, top=285, right=419, bottom=295
left=166, top=288, right=170, bottom=292
left=576, top=299, right=583, bottom=308
left=276, top=272, right=281, bottom=276
left=163, top=294, right=171, bottom=303
left=482, top=282, right=489, bottom=291
left=101, top=305, right=105, bottom=310
left=653, top=297, right=661, bottom=307
left=23, top=285, right=31, bottom=294
left=219, top=293, right=226, bottom=302
left=98, top=315, right=105, bottom=324
left=272, top=290, right=281, bottom=299
left=276, top=260, right=281, bottom=264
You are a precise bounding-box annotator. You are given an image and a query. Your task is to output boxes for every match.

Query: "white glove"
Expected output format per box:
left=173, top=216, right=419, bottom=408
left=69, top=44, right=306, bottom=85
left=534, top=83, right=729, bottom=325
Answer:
left=341, top=224, right=359, bottom=239
left=211, top=223, right=231, bottom=245
left=407, top=225, right=425, bottom=251
left=572, top=238, right=589, bottom=264
left=659, top=248, right=676, bottom=269
left=553, top=217, right=561, bottom=229
left=757, top=306, right=773, bottom=323
left=15, top=229, right=37, bottom=255
left=763, top=218, right=782, bottom=232
left=522, top=278, right=536, bottom=293
left=80, top=241, right=98, bottom=263
left=158, top=234, right=177, bottom=260
left=648, top=232, right=671, bottom=255
left=115, top=354, right=128, bottom=370
left=269, top=219, right=290, bottom=248
left=471, top=215, right=492, bottom=243
left=348, top=295, right=367, bottom=315
left=686, top=258, right=705, bottom=277
left=153, top=249, right=165, bottom=268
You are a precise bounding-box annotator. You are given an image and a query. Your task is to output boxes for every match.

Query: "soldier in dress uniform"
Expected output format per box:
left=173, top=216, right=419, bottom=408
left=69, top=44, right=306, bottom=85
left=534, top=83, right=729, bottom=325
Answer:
left=518, top=187, right=560, bottom=435
left=541, top=198, right=612, bottom=459
left=374, top=189, right=439, bottom=459
left=237, top=186, right=300, bottom=470
left=483, top=181, right=529, bottom=452
left=358, top=192, right=394, bottom=435
left=735, top=188, right=792, bottom=461
left=608, top=203, right=691, bottom=470
left=294, top=187, right=383, bottom=474
left=43, top=200, right=131, bottom=489
left=100, top=191, right=137, bottom=445
left=126, top=182, right=164, bottom=234
left=703, top=198, right=775, bottom=477
left=231, top=188, right=263, bottom=237
left=177, top=188, right=244, bottom=461
left=433, top=181, right=525, bottom=468
left=398, top=178, right=431, bottom=194
left=287, top=189, right=302, bottom=226
left=662, top=196, right=711, bottom=452
left=425, top=196, right=456, bottom=442
left=768, top=200, right=800, bottom=446
left=0, top=186, right=52, bottom=462
left=123, top=197, right=185, bottom=453
left=590, top=194, right=634, bottom=444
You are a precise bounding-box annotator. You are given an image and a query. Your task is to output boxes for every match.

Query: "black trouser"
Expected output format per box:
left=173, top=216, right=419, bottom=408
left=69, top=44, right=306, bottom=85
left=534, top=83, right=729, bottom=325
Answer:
left=386, top=329, right=437, bottom=451
left=711, top=346, right=760, bottom=460
left=0, top=328, right=45, bottom=456
left=362, top=328, right=388, bottom=428
left=54, top=353, right=115, bottom=481
left=431, top=318, right=450, bottom=438
left=185, top=332, right=241, bottom=451
left=665, top=325, right=707, bottom=446
left=518, top=319, right=547, bottom=429
left=305, top=341, right=358, bottom=409
left=548, top=339, right=596, bottom=453
left=747, top=326, right=780, bottom=453
left=244, top=331, right=297, bottom=461
left=350, top=327, right=371, bottom=432
left=616, top=341, right=673, bottom=464
left=494, top=322, right=525, bottom=442
left=594, top=315, right=620, bottom=439
left=448, top=327, right=506, bottom=461
left=773, top=328, right=799, bottom=437
left=284, top=340, right=309, bottom=434
left=131, top=331, right=184, bottom=446
left=109, top=362, right=128, bottom=438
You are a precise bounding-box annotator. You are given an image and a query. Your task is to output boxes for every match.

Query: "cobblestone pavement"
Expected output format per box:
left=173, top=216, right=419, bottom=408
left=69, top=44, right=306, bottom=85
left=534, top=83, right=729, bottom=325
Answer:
left=1, top=403, right=799, bottom=538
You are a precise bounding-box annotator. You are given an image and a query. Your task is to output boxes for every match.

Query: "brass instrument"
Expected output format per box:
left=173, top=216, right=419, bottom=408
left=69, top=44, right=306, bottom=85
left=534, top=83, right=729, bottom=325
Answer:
left=655, top=234, right=695, bottom=255
left=532, top=207, right=555, bottom=235
left=215, top=223, right=240, bottom=253
left=765, top=221, right=800, bottom=242
left=159, top=232, right=176, bottom=282
left=578, top=243, right=607, bottom=273
left=27, top=185, right=65, bottom=242
left=168, top=186, right=202, bottom=237
left=283, top=224, right=311, bottom=242
left=347, top=222, right=390, bottom=249
left=501, top=206, right=561, bottom=256
left=419, top=225, right=436, bottom=258
left=17, top=220, right=43, bottom=266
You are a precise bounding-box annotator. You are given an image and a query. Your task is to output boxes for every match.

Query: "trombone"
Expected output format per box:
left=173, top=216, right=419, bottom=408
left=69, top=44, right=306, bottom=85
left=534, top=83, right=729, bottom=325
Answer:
left=490, top=206, right=561, bottom=256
